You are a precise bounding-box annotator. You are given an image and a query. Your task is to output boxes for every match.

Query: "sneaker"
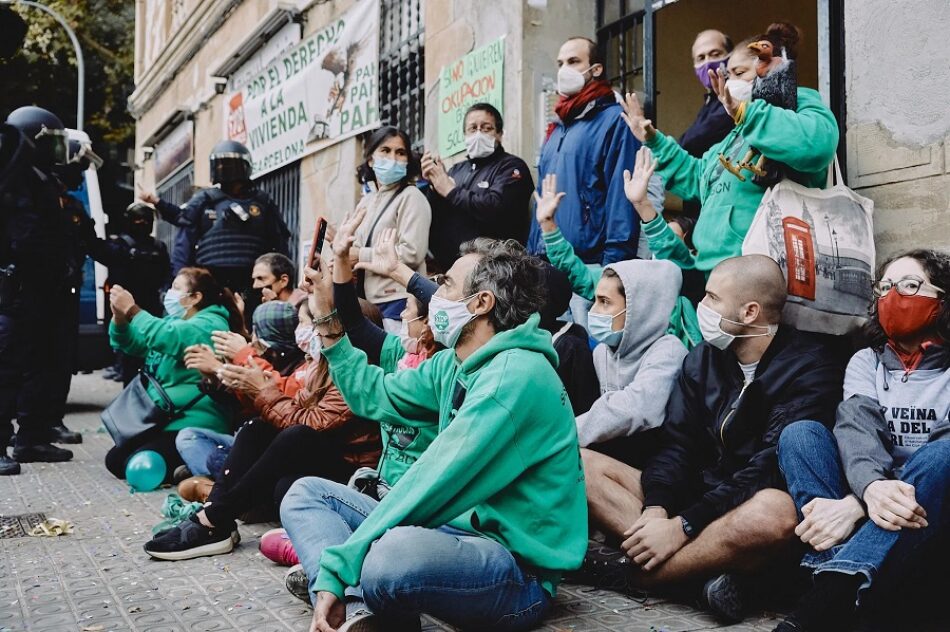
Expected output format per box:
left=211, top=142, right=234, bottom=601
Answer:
left=0, top=453, right=21, bottom=476
left=564, top=540, right=643, bottom=597
left=172, top=465, right=193, bottom=484
left=339, top=611, right=382, bottom=632
left=143, top=515, right=235, bottom=561
left=702, top=573, right=745, bottom=623
left=48, top=423, right=82, bottom=444
left=285, top=564, right=310, bottom=604
left=12, top=443, right=73, bottom=463
left=260, top=528, right=300, bottom=566
left=177, top=476, right=214, bottom=503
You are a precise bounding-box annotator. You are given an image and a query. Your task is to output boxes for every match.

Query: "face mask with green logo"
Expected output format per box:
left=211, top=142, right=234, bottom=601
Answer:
left=428, top=293, right=478, bottom=348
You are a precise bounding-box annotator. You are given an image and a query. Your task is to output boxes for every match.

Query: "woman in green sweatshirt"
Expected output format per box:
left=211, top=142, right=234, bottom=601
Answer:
left=280, top=241, right=587, bottom=631
left=622, top=68, right=838, bottom=275
left=104, top=267, right=242, bottom=482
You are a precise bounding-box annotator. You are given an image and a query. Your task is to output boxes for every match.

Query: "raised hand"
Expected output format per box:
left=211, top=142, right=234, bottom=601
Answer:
left=183, top=344, right=222, bottom=376
left=354, top=227, right=400, bottom=278
left=709, top=67, right=739, bottom=119
left=620, top=92, right=657, bottom=143
left=110, top=285, right=136, bottom=317
left=533, top=173, right=566, bottom=233
left=331, top=207, right=367, bottom=257
left=624, top=146, right=658, bottom=206
left=216, top=358, right=272, bottom=395
left=303, top=255, right=334, bottom=314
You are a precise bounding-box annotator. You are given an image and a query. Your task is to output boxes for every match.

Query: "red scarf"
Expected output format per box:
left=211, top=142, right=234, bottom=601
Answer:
left=888, top=338, right=943, bottom=373
left=545, top=80, right=616, bottom=140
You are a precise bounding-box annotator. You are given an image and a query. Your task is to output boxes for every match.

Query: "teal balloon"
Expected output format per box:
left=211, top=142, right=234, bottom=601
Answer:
left=126, top=450, right=167, bottom=492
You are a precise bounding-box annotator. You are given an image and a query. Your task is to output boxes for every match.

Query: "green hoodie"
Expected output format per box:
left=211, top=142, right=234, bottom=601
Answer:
left=645, top=87, right=839, bottom=273
left=109, top=305, right=232, bottom=434
left=316, top=314, right=588, bottom=599
left=375, top=334, right=439, bottom=485
left=542, top=227, right=701, bottom=349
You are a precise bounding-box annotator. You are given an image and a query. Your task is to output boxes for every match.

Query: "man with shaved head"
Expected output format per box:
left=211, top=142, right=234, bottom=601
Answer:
left=575, top=255, right=843, bottom=622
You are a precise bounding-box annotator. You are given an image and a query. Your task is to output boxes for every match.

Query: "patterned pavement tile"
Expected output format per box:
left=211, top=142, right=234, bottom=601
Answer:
left=0, top=373, right=780, bottom=631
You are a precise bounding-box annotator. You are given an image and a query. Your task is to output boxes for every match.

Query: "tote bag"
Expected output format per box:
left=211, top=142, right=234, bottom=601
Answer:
left=101, top=371, right=205, bottom=448
left=742, top=158, right=875, bottom=335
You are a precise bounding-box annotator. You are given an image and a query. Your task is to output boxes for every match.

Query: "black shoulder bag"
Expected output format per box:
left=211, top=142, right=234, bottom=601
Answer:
left=101, top=371, right=207, bottom=448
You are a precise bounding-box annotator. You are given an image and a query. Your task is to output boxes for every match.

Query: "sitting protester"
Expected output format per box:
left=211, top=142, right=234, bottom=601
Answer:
left=575, top=255, right=843, bottom=623
left=280, top=238, right=586, bottom=631
left=775, top=249, right=950, bottom=632
left=103, top=268, right=242, bottom=483
left=142, top=263, right=380, bottom=561
left=175, top=299, right=307, bottom=479
left=251, top=252, right=295, bottom=304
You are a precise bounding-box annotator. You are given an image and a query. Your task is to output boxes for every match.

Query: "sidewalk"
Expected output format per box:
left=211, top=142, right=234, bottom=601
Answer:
left=0, top=372, right=781, bottom=632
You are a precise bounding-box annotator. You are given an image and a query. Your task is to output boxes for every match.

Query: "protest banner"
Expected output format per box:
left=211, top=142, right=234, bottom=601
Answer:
left=437, top=37, right=505, bottom=157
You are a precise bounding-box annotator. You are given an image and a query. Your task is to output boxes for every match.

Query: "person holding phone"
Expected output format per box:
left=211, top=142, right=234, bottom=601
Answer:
left=349, top=126, right=431, bottom=333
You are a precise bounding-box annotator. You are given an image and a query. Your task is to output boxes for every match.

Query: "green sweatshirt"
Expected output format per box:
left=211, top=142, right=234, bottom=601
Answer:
left=109, top=305, right=232, bottom=434
left=316, top=314, right=588, bottom=599
left=543, top=228, right=701, bottom=349
left=376, top=334, right=439, bottom=485
left=645, top=87, right=838, bottom=273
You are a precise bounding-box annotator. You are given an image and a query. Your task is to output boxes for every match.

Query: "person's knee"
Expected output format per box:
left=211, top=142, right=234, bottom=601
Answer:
left=104, top=447, right=125, bottom=479
left=778, top=420, right=831, bottom=459
left=727, top=489, right=798, bottom=545
left=903, top=440, right=950, bottom=479
left=361, top=527, right=429, bottom=604
left=581, top=448, right=607, bottom=484
left=174, top=427, right=199, bottom=449
left=278, top=476, right=340, bottom=522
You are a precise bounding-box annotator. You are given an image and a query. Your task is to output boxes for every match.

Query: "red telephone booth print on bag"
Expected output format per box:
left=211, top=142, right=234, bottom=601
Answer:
left=782, top=217, right=816, bottom=300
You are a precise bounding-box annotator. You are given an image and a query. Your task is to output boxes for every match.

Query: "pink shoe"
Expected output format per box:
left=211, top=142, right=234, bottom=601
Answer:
left=259, top=528, right=299, bottom=566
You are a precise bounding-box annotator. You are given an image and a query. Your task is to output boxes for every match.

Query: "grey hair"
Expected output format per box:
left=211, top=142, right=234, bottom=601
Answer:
left=458, top=238, right=547, bottom=332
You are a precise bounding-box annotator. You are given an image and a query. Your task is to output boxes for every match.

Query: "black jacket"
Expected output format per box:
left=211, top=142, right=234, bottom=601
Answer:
left=427, top=145, right=534, bottom=271
left=549, top=322, right=599, bottom=416
left=642, top=326, right=844, bottom=533
left=679, top=93, right=735, bottom=159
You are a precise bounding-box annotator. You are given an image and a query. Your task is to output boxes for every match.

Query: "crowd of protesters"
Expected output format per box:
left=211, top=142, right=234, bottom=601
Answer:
left=2, top=19, right=947, bottom=632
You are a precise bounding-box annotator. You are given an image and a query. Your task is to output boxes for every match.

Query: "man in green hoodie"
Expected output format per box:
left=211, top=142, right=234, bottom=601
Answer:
left=280, top=238, right=588, bottom=632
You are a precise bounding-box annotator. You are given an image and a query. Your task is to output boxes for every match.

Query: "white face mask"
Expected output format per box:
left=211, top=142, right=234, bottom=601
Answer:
left=308, top=332, right=323, bottom=359
left=464, top=131, right=496, bottom=160
left=556, top=65, right=592, bottom=96
left=295, top=325, right=314, bottom=353
left=725, top=78, right=754, bottom=103
left=697, top=302, right=777, bottom=350
left=429, top=293, right=479, bottom=349
left=399, top=316, right=423, bottom=355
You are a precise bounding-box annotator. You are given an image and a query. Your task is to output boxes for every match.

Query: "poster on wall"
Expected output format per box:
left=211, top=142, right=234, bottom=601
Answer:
left=154, top=118, right=193, bottom=185
left=226, top=0, right=379, bottom=177
left=437, top=37, right=505, bottom=157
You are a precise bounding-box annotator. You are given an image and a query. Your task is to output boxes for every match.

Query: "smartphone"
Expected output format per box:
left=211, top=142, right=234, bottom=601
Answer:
left=308, top=217, right=329, bottom=268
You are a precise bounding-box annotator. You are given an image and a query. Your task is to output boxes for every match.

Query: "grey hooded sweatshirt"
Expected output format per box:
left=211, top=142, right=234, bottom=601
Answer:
left=575, top=259, right=689, bottom=447
left=835, top=343, right=950, bottom=498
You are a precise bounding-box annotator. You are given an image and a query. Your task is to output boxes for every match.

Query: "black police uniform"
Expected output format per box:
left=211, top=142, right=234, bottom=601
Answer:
left=157, top=186, right=289, bottom=293
left=0, top=123, right=75, bottom=454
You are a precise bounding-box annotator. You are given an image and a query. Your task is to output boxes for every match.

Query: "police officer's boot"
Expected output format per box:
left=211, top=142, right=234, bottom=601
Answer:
left=12, top=441, right=72, bottom=463
left=0, top=450, right=20, bottom=475
left=48, top=423, right=82, bottom=444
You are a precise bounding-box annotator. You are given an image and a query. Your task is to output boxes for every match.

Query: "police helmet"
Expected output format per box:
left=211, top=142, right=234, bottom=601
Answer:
left=5, top=106, right=68, bottom=167
left=125, top=202, right=155, bottom=233
left=209, top=140, right=253, bottom=185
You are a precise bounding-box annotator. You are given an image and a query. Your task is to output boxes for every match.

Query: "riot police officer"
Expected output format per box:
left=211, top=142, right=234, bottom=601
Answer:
left=140, top=140, right=289, bottom=297
left=0, top=106, right=76, bottom=474
left=90, top=202, right=170, bottom=383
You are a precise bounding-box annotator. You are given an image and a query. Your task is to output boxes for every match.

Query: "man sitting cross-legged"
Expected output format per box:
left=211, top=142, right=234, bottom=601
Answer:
left=280, top=238, right=587, bottom=632
left=577, top=255, right=843, bottom=622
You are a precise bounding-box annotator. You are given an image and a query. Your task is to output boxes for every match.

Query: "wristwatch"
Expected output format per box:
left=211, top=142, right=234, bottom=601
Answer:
left=679, top=516, right=695, bottom=538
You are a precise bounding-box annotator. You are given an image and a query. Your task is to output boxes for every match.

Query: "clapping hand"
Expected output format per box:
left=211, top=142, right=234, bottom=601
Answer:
left=303, top=255, right=334, bottom=314
left=183, top=344, right=223, bottom=376
left=216, top=358, right=272, bottom=395
left=709, top=67, right=740, bottom=119
left=620, top=93, right=657, bottom=143
left=210, top=330, right=248, bottom=361
left=623, top=146, right=659, bottom=223
left=109, top=285, right=136, bottom=324
left=533, top=173, right=566, bottom=233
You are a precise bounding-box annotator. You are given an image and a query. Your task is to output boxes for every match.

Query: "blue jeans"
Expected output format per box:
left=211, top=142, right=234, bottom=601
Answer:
left=778, top=420, right=950, bottom=592
left=175, top=427, right=234, bottom=477
left=280, top=477, right=552, bottom=631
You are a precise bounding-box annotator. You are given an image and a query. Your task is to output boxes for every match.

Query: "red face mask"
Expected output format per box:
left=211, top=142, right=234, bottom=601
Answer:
left=877, top=292, right=942, bottom=339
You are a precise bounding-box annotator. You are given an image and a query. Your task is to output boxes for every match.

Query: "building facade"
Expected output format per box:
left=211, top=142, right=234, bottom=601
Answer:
left=130, top=0, right=949, bottom=272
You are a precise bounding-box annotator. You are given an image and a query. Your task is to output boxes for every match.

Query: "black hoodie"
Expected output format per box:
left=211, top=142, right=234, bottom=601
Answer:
left=642, top=326, right=844, bottom=533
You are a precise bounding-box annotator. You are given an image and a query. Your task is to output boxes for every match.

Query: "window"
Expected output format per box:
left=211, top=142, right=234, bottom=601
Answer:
left=155, top=164, right=194, bottom=256
left=378, top=0, right=425, bottom=152
left=596, top=0, right=647, bottom=96
left=254, top=161, right=301, bottom=265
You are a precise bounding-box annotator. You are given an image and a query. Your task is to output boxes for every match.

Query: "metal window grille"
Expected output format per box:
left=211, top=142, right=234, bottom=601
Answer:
left=254, top=160, right=301, bottom=265
left=596, top=0, right=647, bottom=98
left=155, top=163, right=194, bottom=255
left=378, top=0, right=425, bottom=152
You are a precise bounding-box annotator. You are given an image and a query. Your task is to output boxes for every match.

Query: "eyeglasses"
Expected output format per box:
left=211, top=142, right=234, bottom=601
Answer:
left=872, top=276, right=946, bottom=298
left=431, top=274, right=447, bottom=286
left=464, top=124, right=496, bottom=134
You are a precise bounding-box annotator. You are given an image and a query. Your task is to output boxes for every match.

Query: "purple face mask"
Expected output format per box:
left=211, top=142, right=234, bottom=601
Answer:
left=694, top=57, right=728, bottom=90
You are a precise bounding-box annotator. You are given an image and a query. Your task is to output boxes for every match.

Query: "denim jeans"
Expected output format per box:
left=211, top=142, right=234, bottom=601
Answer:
left=778, top=420, right=950, bottom=592
left=280, top=477, right=552, bottom=631
left=174, top=427, right=235, bottom=477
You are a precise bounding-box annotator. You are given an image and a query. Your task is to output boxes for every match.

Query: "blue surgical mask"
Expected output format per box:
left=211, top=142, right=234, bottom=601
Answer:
left=372, top=158, right=408, bottom=186
left=163, top=289, right=188, bottom=319
left=587, top=308, right=626, bottom=347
